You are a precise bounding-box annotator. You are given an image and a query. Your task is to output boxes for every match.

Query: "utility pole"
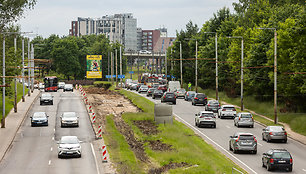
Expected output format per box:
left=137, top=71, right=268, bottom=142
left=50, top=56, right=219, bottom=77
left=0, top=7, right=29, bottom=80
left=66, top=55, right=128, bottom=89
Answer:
left=215, top=33, right=218, bottom=100
left=22, top=39, right=25, bottom=102
left=111, top=52, right=114, bottom=85
left=27, top=39, right=30, bottom=96
left=1, top=36, right=6, bottom=128
left=31, top=44, right=34, bottom=93
left=179, top=41, right=182, bottom=86
left=120, top=46, right=122, bottom=88
left=14, top=36, right=17, bottom=112
left=165, top=50, right=167, bottom=80
left=115, top=49, right=118, bottom=87
left=171, top=48, right=173, bottom=81
left=195, top=40, right=198, bottom=93
left=108, top=51, right=110, bottom=81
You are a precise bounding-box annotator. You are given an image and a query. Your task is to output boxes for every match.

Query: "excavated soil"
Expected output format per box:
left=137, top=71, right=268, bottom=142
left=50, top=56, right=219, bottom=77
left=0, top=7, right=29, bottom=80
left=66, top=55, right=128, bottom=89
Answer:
left=148, top=162, right=190, bottom=174
left=133, top=120, right=159, bottom=135
left=147, top=140, right=173, bottom=151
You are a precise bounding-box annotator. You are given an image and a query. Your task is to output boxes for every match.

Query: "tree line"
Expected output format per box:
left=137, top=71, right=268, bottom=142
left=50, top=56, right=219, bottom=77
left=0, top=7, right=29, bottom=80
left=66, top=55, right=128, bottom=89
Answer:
left=167, top=0, right=305, bottom=112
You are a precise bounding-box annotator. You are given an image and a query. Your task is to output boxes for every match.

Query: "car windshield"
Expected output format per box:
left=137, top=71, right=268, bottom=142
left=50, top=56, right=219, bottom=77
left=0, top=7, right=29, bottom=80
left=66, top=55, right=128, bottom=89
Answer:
left=224, top=107, right=235, bottom=110
left=269, top=126, right=284, bottom=131
left=149, top=88, right=156, bottom=91
left=178, top=89, right=186, bottom=92
left=273, top=152, right=291, bottom=158
left=65, top=84, right=72, bottom=88
left=63, top=112, right=76, bottom=118
left=141, top=85, right=148, bottom=88
left=60, top=137, right=79, bottom=144
left=42, top=93, right=52, bottom=98
left=155, top=90, right=163, bottom=93
left=239, top=135, right=254, bottom=140
left=59, top=82, right=65, bottom=85
left=241, top=114, right=252, bottom=118
left=201, top=113, right=214, bottom=117
left=209, top=101, right=219, bottom=105
left=197, top=94, right=205, bottom=98
left=33, top=112, right=46, bottom=118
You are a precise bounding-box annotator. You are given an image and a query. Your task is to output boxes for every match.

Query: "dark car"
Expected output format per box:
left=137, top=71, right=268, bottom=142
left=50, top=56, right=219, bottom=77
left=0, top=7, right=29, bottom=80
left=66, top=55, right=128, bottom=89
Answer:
left=152, top=90, right=164, bottom=99
left=147, top=88, right=156, bottom=97
left=161, top=92, right=176, bottom=105
left=205, top=100, right=220, bottom=113
left=262, top=126, right=287, bottom=143
left=40, top=93, right=53, bottom=105
left=262, top=149, right=293, bottom=172
left=158, top=85, right=167, bottom=92
left=31, top=112, right=49, bottom=127
left=192, top=93, right=207, bottom=106
left=185, top=91, right=196, bottom=101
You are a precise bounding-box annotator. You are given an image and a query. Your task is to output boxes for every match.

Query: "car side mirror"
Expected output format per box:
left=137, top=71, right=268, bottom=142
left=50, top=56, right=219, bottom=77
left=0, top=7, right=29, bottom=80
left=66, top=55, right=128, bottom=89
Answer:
left=262, top=129, right=266, bottom=131
left=47, top=116, right=49, bottom=117
left=195, top=114, right=198, bottom=116
left=230, top=136, right=234, bottom=138
left=263, top=153, right=266, bottom=155
left=79, top=141, right=83, bottom=143
left=30, top=116, right=32, bottom=118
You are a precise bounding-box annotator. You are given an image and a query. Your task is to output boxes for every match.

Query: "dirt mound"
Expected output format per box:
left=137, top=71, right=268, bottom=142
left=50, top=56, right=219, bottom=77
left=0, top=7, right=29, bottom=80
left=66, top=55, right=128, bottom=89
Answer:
left=147, top=140, right=173, bottom=151
left=133, top=120, right=159, bottom=135
left=148, top=162, right=190, bottom=174
left=85, top=87, right=117, bottom=95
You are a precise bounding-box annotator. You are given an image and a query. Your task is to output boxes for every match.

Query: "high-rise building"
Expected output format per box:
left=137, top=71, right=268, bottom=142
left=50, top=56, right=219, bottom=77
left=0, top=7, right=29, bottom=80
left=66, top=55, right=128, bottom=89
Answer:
left=136, top=28, right=142, bottom=51
left=141, top=30, right=160, bottom=52
left=69, top=13, right=137, bottom=51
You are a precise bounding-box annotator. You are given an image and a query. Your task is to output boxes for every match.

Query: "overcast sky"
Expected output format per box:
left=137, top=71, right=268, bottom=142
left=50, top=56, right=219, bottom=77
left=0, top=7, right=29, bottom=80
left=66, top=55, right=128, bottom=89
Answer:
left=17, top=0, right=238, bottom=38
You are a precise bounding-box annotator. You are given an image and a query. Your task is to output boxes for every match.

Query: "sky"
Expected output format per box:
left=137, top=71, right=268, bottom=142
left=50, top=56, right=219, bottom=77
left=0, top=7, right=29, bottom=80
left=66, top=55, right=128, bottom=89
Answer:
left=17, top=0, right=238, bottom=38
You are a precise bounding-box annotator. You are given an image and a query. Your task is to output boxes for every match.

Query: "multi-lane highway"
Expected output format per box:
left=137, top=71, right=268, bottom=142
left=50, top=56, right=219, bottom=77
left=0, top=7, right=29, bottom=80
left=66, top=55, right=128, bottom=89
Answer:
left=133, top=90, right=306, bottom=174
left=0, top=90, right=99, bottom=174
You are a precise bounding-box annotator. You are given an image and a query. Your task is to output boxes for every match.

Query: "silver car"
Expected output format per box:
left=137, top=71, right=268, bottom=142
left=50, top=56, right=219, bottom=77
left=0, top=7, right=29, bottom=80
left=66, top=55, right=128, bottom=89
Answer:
left=63, top=84, right=73, bottom=92
left=57, top=136, right=82, bottom=158
left=262, top=126, right=287, bottom=143
left=60, top=112, right=79, bottom=127
left=229, top=132, right=257, bottom=154
left=234, top=112, right=254, bottom=128
left=138, top=85, right=149, bottom=93
left=195, top=111, right=216, bottom=128
left=174, top=88, right=186, bottom=99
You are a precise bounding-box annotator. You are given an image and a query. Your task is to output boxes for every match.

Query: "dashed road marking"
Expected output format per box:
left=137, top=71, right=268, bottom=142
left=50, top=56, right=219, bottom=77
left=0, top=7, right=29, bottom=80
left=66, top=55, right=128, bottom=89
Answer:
left=302, top=169, right=306, bottom=172
left=52, top=137, right=54, bottom=140
left=53, top=128, right=55, bottom=132
left=257, top=143, right=263, bottom=146
left=226, top=125, right=231, bottom=129
left=48, top=160, right=51, bottom=165
left=50, top=147, right=53, bottom=151
left=90, top=143, right=100, bottom=174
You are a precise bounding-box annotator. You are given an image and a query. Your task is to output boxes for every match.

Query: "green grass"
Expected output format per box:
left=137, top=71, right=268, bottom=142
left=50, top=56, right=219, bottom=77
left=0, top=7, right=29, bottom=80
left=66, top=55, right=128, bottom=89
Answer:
left=100, top=86, right=246, bottom=173
left=0, top=82, right=29, bottom=120
left=125, top=66, right=147, bottom=81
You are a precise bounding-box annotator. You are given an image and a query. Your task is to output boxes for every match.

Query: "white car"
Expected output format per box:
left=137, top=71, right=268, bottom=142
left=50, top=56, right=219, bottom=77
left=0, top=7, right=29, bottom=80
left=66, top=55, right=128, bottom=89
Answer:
left=138, top=85, right=149, bottom=93
left=38, top=83, right=45, bottom=90
left=63, top=84, right=73, bottom=92
left=218, top=105, right=237, bottom=119
left=57, top=136, right=82, bottom=158
left=60, top=112, right=79, bottom=127
left=195, top=111, right=216, bottom=128
left=139, top=50, right=152, bottom=54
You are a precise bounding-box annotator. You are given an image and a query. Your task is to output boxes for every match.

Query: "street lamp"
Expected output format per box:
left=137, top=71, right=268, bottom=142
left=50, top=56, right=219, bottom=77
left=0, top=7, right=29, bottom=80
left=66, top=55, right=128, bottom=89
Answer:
left=203, top=32, right=218, bottom=100
left=227, top=36, right=244, bottom=111
left=256, top=27, right=278, bottom=124
left=185, top=38, right=198, bottom=92
left=176, top=41, right=183, bottom=86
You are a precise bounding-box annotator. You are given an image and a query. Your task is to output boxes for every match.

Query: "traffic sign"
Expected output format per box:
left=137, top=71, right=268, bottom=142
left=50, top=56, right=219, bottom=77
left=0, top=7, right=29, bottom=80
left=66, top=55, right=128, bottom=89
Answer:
left=118, top=75, right=125, bottom=79
left=112, top=75, right=116, bottom=78
left=171, top=76, right=176, bottom=79
left=167, top=75, right=170, bottom=77
left=105, top=75, right=111, bottom=78
left=129, top=71, right=134, bottom=74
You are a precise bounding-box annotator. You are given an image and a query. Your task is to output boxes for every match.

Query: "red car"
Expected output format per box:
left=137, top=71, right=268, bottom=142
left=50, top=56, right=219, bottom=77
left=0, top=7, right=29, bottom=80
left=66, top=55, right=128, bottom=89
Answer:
left=158, top=85, right=167, bottom=92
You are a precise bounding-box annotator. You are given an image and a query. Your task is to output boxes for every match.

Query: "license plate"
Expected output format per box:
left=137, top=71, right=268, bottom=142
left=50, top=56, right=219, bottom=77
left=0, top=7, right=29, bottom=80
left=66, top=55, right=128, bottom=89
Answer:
left=278, top=161, right=286, bottom=163
left=168, top=96, right=173, bottom=98
left=241, top=142, right=252, bottom=145
left=67, top=152, right=73, bottom=154
left=205, top=118, right=211, bottom=120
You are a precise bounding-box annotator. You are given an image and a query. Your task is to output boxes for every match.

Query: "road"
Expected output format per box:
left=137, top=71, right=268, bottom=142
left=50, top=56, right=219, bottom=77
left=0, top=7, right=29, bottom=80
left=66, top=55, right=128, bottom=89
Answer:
left=134, top=90, right=306, bottom=174
left=0, top=90, right=99, bottom=174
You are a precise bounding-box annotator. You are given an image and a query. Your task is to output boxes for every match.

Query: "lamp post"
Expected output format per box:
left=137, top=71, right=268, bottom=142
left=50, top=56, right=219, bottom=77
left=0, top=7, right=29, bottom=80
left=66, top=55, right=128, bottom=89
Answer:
left=203, top=32, right=218, bottom=100
left=257, top=27, right=278, bottom=124
left=185, top=38, right=198, bottom=92
left=176, top=41, right=183, bottom=86
left=228, top=36, right=244, bottom=110
left=1, top=35, right=5, bottom=128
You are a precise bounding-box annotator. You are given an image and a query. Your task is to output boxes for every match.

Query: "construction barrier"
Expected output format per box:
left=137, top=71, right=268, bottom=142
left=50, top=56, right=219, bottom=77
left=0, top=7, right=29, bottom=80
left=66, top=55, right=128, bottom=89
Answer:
left=97, top=125, right=103, bottom=138
left=92, top=112, right=96, bottom=123
left=102, top=145, right=107, bottom=162
left=75, top=84, right=78, bottom=89
left=89, top=104, right=92, bottom=113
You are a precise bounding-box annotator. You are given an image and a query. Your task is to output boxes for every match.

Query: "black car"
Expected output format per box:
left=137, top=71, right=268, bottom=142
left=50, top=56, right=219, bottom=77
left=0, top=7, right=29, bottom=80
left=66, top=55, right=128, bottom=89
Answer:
left=262, top=149, right=293, bottom=172
left=161, top=92, right=176, bottom=105
left=31, top=112, right=49, bottom=127
left=147, top=88, right=156, bottom=97
left=205, top=100, right=220, bottom=113
left=40, top=93, right=53, bottom=105
left=192, top=93, right=207, bottom=106
left=152, top=90, right=164, bottom=99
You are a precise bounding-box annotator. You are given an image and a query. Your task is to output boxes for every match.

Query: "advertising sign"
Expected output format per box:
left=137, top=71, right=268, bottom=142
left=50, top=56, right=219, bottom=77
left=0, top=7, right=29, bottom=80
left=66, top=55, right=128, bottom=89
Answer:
left=86, top=55, right=102, bottom=78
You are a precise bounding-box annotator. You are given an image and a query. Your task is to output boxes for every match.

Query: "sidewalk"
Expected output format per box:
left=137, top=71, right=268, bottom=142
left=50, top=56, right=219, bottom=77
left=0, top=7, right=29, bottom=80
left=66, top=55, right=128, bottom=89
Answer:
left=0, top=90, right=40, bottom=162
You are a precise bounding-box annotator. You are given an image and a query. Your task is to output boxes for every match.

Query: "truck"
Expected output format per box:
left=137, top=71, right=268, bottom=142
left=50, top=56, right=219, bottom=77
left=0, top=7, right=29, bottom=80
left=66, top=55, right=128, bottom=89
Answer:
left=168, top=81, right=180, bottom=92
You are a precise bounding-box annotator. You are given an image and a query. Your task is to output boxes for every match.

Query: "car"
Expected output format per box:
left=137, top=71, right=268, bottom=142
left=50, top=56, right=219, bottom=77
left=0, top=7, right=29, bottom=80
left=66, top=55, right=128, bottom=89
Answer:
left=57, top=136, right=82, bottom=158
left=262, top=149, right=293, bottom=172
left=139, top=50, right=152, bottom=54
left=157, top=85, right=167, bottom=92
left=125, top=79, right=132, bottom=88
left=168, top=81, right=181, bottom=92
left=262, top=126, right=287, bottom=143
left=146, top=88, right=156, bottom=97
left=38, top=83, right=45, bottom=90
left=152, top=83, right=160, bottom=89
left=229, top=132, right=257, bottom=154
left=234, top=112, right=254, bottom=128
left=58, top=82, right=65, bottom=89
left=60, top=112, right=79, bottom=127
left=161, top=92, right=176, bottom=105
left=191, top=93, right=207, bottom=106
left=136, top=83, right=144, bottom=91
left=63, top=84, right=73, bottom=92
left=174, top=88, right=186, bottom=99
left=130, top=83, right=137, bottom=90
left=138, top=85, right=149, bottom=93
left=40, top=93, right=53, bottom=105
left=184, top=91, right=196, bottom=101
left=30, top=112, right=49, bottom=127
left=205, top=100, right=220, bottom=113
left=218, top=105, right=236, bottom=119
left=34, top=83, right=39, bottom=89
left=118, top=82, right=125, bottom=88
left=152, top=89, right=164, bottom=99
left=195, top=111, right=216, bottom=128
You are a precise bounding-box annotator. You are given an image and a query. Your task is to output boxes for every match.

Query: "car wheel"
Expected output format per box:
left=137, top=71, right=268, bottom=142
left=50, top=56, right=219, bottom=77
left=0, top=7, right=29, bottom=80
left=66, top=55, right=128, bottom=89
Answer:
left=31, top=123, right=34, bottom=127
left=288, top=166, right=292, bottom=172
left=40, top=102, right=43, bottom=105
left=237, top=124, right=240, bottom=128
left=262, top=135, right=265, bottom=141
left=192, top=102, right=194, bottom=105
left=233, top=148, right=237, bottom=154
left=173, top=102, right=176, bottom=105
left=72, top=90, right=74, bottom=92
left=283, top=139, right=287, bottom=143
left=267, top=164, right=272, bottom=171
left=195, top=120, right=197, bottom=126
left=253, top=150, right=257, bottom=154
left=78, top=154, right=82, bottom=158
left=51, top=101, right=53, bottom=105
left=229, top=143, right=233, bottom=151
left=61, top=123, right=63, bottom=128
left=251, top=125, right=254, bottom=128
left=262, top=161, right=266, bottom=167
left=213, top=124, right=216, bottom=128
left=63, top=90, right=65, bottom=92
left=58, top=154, right=61, bottom=158
left=152, top=96, right=155, bottom=99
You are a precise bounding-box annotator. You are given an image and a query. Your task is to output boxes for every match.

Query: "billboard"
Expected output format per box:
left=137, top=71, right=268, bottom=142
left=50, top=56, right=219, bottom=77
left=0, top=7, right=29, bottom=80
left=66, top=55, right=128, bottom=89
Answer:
left=86, top=55, right=102, bottom=78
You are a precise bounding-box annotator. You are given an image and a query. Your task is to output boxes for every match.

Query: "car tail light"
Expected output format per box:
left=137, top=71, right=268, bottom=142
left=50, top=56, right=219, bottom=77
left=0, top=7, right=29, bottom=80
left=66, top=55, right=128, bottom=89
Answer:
left=207, top=104, right=211, bottom=106
left=284, top=132, right=287, bottom=135
left=163, top=96, right=166, bottom=99
left=194, top=97, right=198, bottom=100
left=290, top=158, right=293, bottom=164
left=187, top=94, right=189, bottom=96
left=233, top=109, right=236, bottom=111
left=269, top=132, right=273, bottom=135
left=204, top=97, right=207, bottom=100
left=222, top=109, right=226, bottom=111
left=149, top=91, right=151, bottom=93
left=253, top=136, right=257, bottom=142
left=174, top=96, right=176, bottom=99
left=238, top=117, right=241, bottom=120
left=219, top=104, right=220, bottom=107
left=270, top=158, right=274, bottom=164
left=235, top=136, right=240, bottom=142
left=252, top=117, right=254, bottom=121
left=200, top=116, right=204, bottom=118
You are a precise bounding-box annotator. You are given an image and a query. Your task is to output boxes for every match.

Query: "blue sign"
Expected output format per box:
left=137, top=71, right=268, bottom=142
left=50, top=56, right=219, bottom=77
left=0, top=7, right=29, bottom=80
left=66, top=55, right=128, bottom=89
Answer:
left=105, top=75, right=111, bottom=78
left=171, top=76, right=176, bottom=79
left=118, top=75, right=125, bottom=79
left=112, top=75, right=116, bottom=78
left=167, top=75, right=170, bottom=77
left=129, top=71, right=134, bottom=74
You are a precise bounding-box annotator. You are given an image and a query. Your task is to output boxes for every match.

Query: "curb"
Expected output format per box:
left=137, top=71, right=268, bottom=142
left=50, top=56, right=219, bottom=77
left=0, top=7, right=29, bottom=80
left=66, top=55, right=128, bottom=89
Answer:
left=0, top=90, right=41, bottom=163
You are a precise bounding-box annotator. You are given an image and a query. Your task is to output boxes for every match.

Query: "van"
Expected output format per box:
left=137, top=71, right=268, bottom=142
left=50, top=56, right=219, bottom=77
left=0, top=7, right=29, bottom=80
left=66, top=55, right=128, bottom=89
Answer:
left=168, top=81, right=180, bottom=92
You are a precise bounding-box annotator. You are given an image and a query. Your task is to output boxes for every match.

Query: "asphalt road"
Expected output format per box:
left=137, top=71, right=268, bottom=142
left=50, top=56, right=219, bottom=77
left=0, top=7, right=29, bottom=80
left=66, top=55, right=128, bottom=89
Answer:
left=0, top=90, right=98, bottom=174
left=134, top=90, right=306, bottom=174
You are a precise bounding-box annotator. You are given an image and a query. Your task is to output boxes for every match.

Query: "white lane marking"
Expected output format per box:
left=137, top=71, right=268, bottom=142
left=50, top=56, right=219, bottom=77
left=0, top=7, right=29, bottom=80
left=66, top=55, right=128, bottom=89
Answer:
left=303, top=169, right=306, bottom=172
left=257, top=143, right=263, bottom=146
left=90, top=143, right=100, bottom=174
left=48, top=160, right=51, bottom=165
left=174, top=113, right=257, bottom=174
left=50, top=147, right=53, bottom=151
left=53, top=128, right=55, bottom=132
left=52, top=137, right=54, bottom=140
left=226, top=125, right=231, bottom=129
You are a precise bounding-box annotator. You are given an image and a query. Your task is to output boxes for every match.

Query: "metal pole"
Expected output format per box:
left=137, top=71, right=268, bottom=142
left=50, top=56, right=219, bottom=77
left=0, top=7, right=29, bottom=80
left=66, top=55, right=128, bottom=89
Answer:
left=165, top=50, right=167, bottom=80
left=241, top=38, right=244, bottom=111
left=22, top=39, right=25, bottom=102
left=27, top=39, right=30, bottom=96
left=108, top=51, right=110, bottom=81
left=274, top=30, right=277, bottom=124
left=120, top=46, right=122, bottom=88
left=137, top=53, right=140, bottom=82
left=180, top=42, right=182, bottom=86
left=111, top=52, right=114, bottom=85
left=2, top=37, right=6, bottom=128
left=215, top=33, right=218, bottom=100
left=115, top=49, right=118, bottom=87
left=14, top=37, right=17, bottom=112
left=171, top=48, right=173, bottom=81
left=31, top=44, right=34, bottom=93
left=195, top=40, right=198, bottom=93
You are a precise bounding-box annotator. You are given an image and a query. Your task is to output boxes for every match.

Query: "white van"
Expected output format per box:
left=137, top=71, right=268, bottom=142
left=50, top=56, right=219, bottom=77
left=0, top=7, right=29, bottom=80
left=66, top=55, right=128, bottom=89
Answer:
left=168, top=81, right=180, bottom=92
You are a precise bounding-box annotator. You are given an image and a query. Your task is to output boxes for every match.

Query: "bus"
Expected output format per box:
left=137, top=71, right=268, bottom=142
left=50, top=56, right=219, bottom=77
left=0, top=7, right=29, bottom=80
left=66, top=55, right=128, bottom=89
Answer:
left=44, top=76, right=58, bottom=92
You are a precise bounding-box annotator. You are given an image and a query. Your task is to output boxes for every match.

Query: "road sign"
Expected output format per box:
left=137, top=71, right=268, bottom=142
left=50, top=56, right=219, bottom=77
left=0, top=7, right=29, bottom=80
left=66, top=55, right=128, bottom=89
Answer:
left=167, top=75, right=170, bottom=77
left=171, top=76, right=176, bottom=79
left=105, top=75, right=111, bottom=78
left=118, top=75, right=125, bottom=79
left=129, top=71, right=134, bottom=74
left=112, top=75, right=116, bottom=78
